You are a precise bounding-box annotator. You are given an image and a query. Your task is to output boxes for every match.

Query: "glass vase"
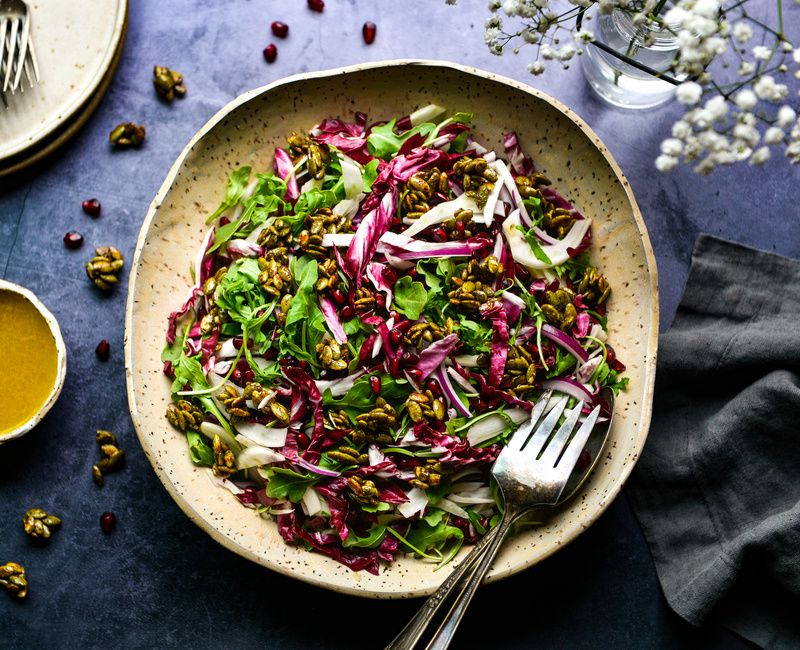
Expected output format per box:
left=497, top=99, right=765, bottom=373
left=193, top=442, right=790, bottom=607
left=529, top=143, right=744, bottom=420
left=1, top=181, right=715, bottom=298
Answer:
left=581, top=10, right=686, bottom=109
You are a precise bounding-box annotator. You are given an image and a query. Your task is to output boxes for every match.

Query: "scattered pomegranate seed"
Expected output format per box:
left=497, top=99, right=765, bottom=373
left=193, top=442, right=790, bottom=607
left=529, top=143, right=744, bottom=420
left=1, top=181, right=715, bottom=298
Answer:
left=232, top=368, right=243, bottom=383
left=407, top=368, right=423, bottom=382
left=271, top=21, right=289, bottom=38
left=433, top=227, right=448, bottom=242
left=455, top=220, right=465, bottom=233
left=297, top=360, right=309, bottom=370
left=362, top=22, right=377, bottom=44
left=576, top=448, right=592, bottom=474
left=264, top=348, right=278, bottom=360
left=369, top=375, right=382, bottom=394
left=296, top=432, right=310, bottom=448
left=63, top=231, right=84, bottom=249
left=244, top=369, right=255, bottom=383
left=96, top=339, right=110, bottom=361
left=263, top=44, right=278, bottom=63
left=426, top=379, right=441, bottom=397
left=402, top=351, right=419, bottom=366
left=375, top=294, right=385, bottom=309
left=474, top=399, right=487, bottom=412
left=332, top=288, right=346, bottom=305
left=341, top=305, right=355, bottom=319
left=233, top=337, right=244, bottom=349
left=82, top=198, right=101, bottom=217
left=100, top=512, right=117, bottom=534
left=389, top=329, right=403, bottom=345
left=307, top=0, right=324, bottom=12
left=407, top=267, right=418, bottom=278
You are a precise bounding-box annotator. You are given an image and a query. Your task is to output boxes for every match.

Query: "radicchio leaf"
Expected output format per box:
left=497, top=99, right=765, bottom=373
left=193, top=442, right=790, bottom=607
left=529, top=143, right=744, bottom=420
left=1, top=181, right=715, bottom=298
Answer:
left=415, top=334, right=460, bottom=382
left=503, top=131, right=535, bottom=177
left=479, top=301, right=509, bottom=387
left=274, top=147, right=299, bottom=202
left=343, top=188, right=398, bottom=286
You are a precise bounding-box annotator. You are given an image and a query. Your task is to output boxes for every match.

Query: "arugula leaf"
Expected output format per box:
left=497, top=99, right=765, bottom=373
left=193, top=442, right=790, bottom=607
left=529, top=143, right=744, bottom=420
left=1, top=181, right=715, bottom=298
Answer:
left=546, top=348, right=577, bottom=378
left=362, top=159, right=380, bottom=191
left=593, top=360, right=629, bottom=394
left=186, top=430, right=214, bottom=466
left=214, top=258, right=272, bottom=325
left=294, top=187, right=343, bottom=215
left=279, top=256, right=327, bottom=367
left=264, top=467, right=319, bottom=502
left=393, top=275, right=429, bottom=320
left=422, top=508, right=446, bottom=527
left=515, top=225, right=552, bottom=265
left=171, top=354, right=209, bottom=394
left=456, top=317, right=492, bottom=353
left=342, top=524, right=387, bottom=549
left=206, top=166, right=251, bottom=224
left=367, top=119, right=436, bottom=160
left=422, top=111, right=474, bottom=147
left=323, top=374, right=411, bottom=418
left=406, top=518, right=465, bottom=569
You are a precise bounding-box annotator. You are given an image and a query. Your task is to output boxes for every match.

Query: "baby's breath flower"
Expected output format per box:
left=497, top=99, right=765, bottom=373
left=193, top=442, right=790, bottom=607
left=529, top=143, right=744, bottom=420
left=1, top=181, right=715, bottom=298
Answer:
left=777, top=106, right=797, bottom=128
left=576, top=29, right=594, bottom=43
left=764, top=127, right=785, bottom=144
left=752, top=45, right=771, bottom=61
left=521, top=27, right=541, bottom=44
left=676, top=81, right=703, bottom=105
left=655, top=154, right=679, bottom=172
left=750, top=147, right=771, bottom=165
left=732, top=22, right=753, bottom=43
left=661, top=138, right=684, bottom=156
left=540, top=44, right=556, bottom=60
left=557, top=45, right=576, bottom=61
left=793, top=48, right=800, bottom=65
left=734, top=89, right=758, bottom=110
left=704, top=95, right=728, bottom=120
left=672, top=120, right=692, bottom=139
left=528, top=61, right=546, bottom=75
left=753, top=76, right=788, bottom=102
left=738, top=61, right=756, bottom=76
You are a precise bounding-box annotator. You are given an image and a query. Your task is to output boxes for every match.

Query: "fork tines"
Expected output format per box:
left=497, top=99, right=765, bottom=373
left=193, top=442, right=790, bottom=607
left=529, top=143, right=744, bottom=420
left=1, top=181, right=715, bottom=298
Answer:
left=0, top=12, right=40, bottom=95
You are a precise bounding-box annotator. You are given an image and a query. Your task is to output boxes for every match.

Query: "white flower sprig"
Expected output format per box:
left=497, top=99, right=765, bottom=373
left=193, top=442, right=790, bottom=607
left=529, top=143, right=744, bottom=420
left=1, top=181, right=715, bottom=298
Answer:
left=447, top=0, right=800, bottom=173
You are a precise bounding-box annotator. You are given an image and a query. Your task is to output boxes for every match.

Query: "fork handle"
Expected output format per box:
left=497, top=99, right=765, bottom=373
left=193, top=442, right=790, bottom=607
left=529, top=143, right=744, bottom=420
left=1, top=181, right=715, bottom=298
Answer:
left=385, top=523, right=504, bottom=650
left=426, top=509, right=524, bottom=650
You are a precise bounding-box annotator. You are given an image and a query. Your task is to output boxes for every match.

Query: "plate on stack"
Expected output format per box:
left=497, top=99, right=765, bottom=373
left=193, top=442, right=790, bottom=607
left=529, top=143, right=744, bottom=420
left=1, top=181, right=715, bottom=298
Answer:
left=0, top=0, right=128, bottom=177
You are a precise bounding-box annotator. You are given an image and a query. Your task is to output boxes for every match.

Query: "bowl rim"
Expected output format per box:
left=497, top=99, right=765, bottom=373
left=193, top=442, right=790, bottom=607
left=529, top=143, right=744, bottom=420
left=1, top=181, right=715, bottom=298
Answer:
left=124, top=58, right=659, bottom=597
left=0, top=279, right=68, bottom=444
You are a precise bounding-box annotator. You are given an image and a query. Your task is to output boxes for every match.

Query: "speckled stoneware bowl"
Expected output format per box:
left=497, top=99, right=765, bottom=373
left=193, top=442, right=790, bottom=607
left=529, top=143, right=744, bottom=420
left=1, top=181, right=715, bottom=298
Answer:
left=0, top=279, right=67, bottom=445
left=125, top=60, right=659, bottom=598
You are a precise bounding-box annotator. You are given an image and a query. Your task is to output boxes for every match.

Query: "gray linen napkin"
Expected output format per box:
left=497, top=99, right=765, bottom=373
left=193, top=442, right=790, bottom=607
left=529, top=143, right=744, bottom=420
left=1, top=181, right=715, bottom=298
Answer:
left=627, top=234, right=800, bottom=649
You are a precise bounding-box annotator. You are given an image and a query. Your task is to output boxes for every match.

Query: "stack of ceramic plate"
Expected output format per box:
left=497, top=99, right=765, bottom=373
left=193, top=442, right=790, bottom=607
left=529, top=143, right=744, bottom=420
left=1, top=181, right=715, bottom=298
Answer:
left=0, top=0, right=128, bottom=177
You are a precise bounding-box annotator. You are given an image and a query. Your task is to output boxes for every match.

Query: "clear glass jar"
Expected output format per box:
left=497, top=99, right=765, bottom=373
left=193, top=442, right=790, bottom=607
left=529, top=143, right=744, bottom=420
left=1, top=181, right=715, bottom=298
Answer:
left=581, top=10, right=686, bottom=109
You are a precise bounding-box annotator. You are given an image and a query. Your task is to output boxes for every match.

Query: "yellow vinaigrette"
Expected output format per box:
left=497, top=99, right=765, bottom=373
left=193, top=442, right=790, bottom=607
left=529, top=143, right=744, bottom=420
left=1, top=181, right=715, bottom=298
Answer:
left=0, top=289, right=58, bottom=436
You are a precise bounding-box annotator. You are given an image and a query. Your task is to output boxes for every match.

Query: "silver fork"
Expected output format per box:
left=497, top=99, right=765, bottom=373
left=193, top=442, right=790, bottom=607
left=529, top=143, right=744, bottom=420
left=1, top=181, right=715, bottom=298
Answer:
left=0, top=0, right=39, bottom=94
left=388, top=390, right=611, bottom=650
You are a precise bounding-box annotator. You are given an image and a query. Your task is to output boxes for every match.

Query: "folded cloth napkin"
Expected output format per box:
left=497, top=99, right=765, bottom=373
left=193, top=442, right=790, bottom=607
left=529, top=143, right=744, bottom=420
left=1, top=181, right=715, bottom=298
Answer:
left=628, top=234, right=800, bottom=649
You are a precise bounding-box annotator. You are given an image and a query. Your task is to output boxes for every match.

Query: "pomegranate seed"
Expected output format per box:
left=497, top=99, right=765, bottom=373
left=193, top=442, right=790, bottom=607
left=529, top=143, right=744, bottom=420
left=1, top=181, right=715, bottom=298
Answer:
left=576, top=448, right=592, bottom=474
left=232, top=368, right=243, bottom=383
left=297, top=432, right=310, bottom=448
left=407, top=267, right=418, bottom=278
left=369, top=375, right=382, bottom=394
left=82, top=198, right=101, bottom=217
left=388, top=357, right=402, bottom=378
left=100, top=512, right=117, bottom=534
left=63, top=231, right=84, bottom=249
left=341, top=305, right=355, bottom=319
left=402, top=352, right=419, bottom=366
left=244, top=369, right=255, bottom=383
left=389, top=329, right=403, bottom=345
left=474, top=399, right=487, bottom=412
left=362, top=21, right=377, bottom=45
left=381, top=266, right=398, bottom=285
left=389, top=310, right=399, bottom=320
left=220, top=217, right=230, bottom=226
left=307, top=0, right=324, bottom=12
left=455, top=220, right=465, bottom=233
left=96, top=339, right=110, bottom=361
left=332, top=288, right=346, bottom=305
left=433, top=227, right=448, bottom=242
left=264, top=348, right=278, bottom=360
left=297, top=360, right=309, bottom=370
left=407, top=368, right=423, bottom=382
left=271, top=21, right=289, bottom=38
left=263, top=44, right=278, bottom=63
left=425, top=379, right=441, bottom=397
left=233, top=337, right=244, bottom=349
left=375, top=294, right=385, bottom=309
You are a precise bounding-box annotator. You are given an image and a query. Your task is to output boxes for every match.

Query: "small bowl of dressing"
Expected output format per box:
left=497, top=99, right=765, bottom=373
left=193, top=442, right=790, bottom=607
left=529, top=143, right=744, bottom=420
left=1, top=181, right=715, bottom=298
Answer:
left=0, top=280, right=67, bottom=445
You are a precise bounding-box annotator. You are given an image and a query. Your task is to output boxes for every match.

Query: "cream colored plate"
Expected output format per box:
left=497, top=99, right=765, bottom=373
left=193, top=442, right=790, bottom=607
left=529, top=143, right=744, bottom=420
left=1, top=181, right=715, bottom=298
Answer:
left=0, top=0, right=127, bottom=160
left=125, top=60, right=659, bottom=599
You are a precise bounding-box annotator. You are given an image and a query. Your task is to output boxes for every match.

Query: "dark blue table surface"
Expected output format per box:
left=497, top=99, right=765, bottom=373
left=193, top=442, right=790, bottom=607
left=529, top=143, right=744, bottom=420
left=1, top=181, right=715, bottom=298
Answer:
left=3, top=0, right=794, bottom=647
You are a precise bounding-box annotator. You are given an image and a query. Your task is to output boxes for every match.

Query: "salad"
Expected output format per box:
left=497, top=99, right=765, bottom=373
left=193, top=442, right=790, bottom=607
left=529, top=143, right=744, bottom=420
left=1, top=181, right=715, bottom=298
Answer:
left=161, top=105, right=626, bottom=574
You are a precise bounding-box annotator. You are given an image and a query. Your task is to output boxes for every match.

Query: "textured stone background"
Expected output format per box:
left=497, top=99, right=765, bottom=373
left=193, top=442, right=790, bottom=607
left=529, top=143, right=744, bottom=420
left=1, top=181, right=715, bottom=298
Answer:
left=2, top=0, right=796, bottom=646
